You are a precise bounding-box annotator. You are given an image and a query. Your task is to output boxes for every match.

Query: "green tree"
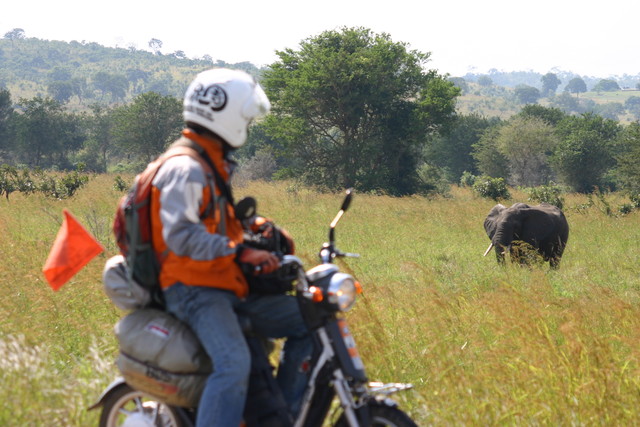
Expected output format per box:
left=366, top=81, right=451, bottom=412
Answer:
left=552, top=113, right=620, bottom=192
left=517, top=104, right=566, bottom=126
left=48, top=66, right=72, bottom=82
left=146, top=73, right=174, bottom=96
left=624, top=96, right=640, bottom=109
left=495, top=116, right=559, bottom=186
left=47, top=81, right=74, bottom=104
left=93, top=72, right=129, bottom=102
left=625, top=96, right=640, bottom=119
left=615, top=122, right=640, bottom=193
left=76, top=104, right=117, bottom=172
left=126, top=68, right=151, bottom=94
left=550, top=92, right=582, bottom=114
left=565, top=77, right=587, bottom=96
left=14, top=97, right=84, bottom=168
left=472, top=125, right=509, bottom=179
left=112, top=92, right=182, bottom=162
left=0, top=89, right=16, bottom=161
left=148, top=38, right=163, bottom=54
left=540, top=72, right=561, bottom=97
left=262, top=27, right=459, bottom=195
left=3, top=28, right=25, bottom=41
left=514, top=85, right=540, bottom=104
left=69, top=77, right=87, bottom=103
left=592, top=79, right=620, bottom=92
left=427, top=113, right=499, bottom=182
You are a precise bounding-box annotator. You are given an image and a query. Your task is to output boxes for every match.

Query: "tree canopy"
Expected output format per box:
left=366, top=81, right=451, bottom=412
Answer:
left=514, top=85, right=541, bottom=104
left=565, top=77, right=587, bottom=95
left=262, top=27, right=459, bottom=195
left=592, top=79, right=621, bottom=92
left=14, top=97, right=82, bottom=168
left=517, top=104, right=566, bottom=126
left=616, top=122, right=640, bottom=193
left=112, top=92, right=183, bottom=162
left=495, top=116, right=558, bottom=187
left=0, top=89, right=15, bottom=160
left=540, top=73, right=561, bottom=97
left=428, top=113, right=499, bottom=182
left=552, top=113, right=620, bottom=192
left=3, top=28, right=25, bottom=40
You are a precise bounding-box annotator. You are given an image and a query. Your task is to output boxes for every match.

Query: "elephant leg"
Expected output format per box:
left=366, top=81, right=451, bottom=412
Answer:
left=548, top=239, right=566, bottom=269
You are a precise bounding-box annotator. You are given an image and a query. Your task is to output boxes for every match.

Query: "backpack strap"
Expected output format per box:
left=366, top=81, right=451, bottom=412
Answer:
left=163, top=139, right=234, bottom=234
left=170, top=137, right=236, bottom=206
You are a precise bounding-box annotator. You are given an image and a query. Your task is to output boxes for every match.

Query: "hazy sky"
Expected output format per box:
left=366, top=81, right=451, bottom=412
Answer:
left=2, top=0, right=639, bottom=78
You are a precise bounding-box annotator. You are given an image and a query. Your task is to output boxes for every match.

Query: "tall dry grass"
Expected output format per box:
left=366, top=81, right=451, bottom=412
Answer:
left=1, top=177, right=639, bottom=425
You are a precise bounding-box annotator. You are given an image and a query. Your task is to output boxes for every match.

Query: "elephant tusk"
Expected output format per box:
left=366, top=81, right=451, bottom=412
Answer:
left=483, top=242, right=494, bottom=257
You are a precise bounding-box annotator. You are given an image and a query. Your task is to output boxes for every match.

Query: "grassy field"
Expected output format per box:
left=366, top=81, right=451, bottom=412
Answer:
left=1, top=176, right=640, bottom=425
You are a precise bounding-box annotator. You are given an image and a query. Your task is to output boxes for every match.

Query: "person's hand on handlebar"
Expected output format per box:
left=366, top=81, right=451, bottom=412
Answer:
left=237, top=246, right=279, bottom=275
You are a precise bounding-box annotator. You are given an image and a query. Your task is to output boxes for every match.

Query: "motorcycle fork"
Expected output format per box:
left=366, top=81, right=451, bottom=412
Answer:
left=295, top=326, right=335, bottom=427
left=295, top=321, right=369, bottom=427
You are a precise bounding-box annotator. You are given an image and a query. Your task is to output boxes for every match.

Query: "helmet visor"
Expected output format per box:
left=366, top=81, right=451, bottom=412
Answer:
left=242, top=83, right=271, bottom=121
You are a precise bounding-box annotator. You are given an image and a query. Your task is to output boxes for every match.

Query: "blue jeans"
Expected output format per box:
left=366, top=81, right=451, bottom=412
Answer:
left=163, top=284, right=311, bottom=427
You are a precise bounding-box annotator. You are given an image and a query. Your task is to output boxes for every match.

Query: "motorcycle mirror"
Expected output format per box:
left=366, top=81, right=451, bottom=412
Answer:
left=340, top=188, right=353, bottom=212
left=235, top=197, right=257, bottom=220
left=329, top=189, right=354, bottom=243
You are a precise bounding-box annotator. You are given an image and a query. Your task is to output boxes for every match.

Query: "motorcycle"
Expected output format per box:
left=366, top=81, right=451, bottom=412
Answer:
left=90, top=189, right=417, bottom=426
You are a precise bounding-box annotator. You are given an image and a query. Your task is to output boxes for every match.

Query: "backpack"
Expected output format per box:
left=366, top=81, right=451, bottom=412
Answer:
left=108, top=140, right=215, bottom=309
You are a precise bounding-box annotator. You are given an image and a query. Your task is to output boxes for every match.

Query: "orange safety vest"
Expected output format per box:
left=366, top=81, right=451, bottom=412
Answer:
left=150, top=129, right=249, bottom=297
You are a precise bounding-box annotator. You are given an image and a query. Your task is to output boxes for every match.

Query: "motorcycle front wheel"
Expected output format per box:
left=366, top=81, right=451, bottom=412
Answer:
left=98, top=383, right=186, bottom=427
left=335, top=402, right=418, bottom=427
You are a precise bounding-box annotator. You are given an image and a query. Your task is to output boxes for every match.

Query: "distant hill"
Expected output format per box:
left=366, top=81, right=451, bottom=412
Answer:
left=0, top=37, right=262, bottom=110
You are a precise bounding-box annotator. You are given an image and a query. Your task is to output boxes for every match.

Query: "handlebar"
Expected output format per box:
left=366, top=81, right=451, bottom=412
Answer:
left=340, top=252, right=360, bottom=258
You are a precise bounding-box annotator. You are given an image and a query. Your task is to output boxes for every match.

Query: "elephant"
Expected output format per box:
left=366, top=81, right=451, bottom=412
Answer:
left=483, top=202, right=569, bottom=268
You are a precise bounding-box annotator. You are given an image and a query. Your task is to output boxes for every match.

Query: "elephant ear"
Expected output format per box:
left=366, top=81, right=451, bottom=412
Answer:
left=484, top=204, right=505, bottom=239
left=519, top=208, right=556, bottom=242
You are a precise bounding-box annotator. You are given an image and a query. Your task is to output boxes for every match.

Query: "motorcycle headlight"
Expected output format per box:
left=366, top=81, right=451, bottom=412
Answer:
left=327, top=273, right=358, bottom=311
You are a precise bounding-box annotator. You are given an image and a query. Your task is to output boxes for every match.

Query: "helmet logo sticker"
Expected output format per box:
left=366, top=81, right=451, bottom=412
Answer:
left=191, top=83, right=228, bottom=111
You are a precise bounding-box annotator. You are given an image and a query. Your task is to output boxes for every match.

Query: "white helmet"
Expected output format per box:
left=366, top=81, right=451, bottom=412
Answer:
left=183, top=68, right=271, bottom=148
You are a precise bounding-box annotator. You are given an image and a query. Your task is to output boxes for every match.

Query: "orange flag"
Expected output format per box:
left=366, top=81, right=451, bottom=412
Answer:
left=42, top=209, right=104, bottom=291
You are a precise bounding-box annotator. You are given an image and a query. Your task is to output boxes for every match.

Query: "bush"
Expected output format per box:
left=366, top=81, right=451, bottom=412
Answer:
left=472, top=176, right=510, bottom=200
left=618, top=203, right=635, bottom=215
left=525, top=183, right=565, bottom=209
left=618, top=192, right=640, bottom=215
left=113, top=175, right=128, bottom=192
left=0, top=164, right=91, bottom=200
left=459, top=171, right=477, bottom=187
left=56, top=168, right=89, bottom=198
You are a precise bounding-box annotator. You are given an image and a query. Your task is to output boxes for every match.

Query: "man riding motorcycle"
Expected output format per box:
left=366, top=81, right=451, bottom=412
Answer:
left=150, top=68, right=311, bottom=427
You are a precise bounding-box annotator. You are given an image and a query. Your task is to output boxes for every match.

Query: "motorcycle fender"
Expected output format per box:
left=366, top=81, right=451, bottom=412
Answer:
left=326, top=319, right=367, bottom=382
left=88, top=377, right=128, bottom=411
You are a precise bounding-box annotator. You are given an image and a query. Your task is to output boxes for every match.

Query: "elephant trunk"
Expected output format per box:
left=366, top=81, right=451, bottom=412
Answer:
left=493, top=222, right=514, bottom=264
